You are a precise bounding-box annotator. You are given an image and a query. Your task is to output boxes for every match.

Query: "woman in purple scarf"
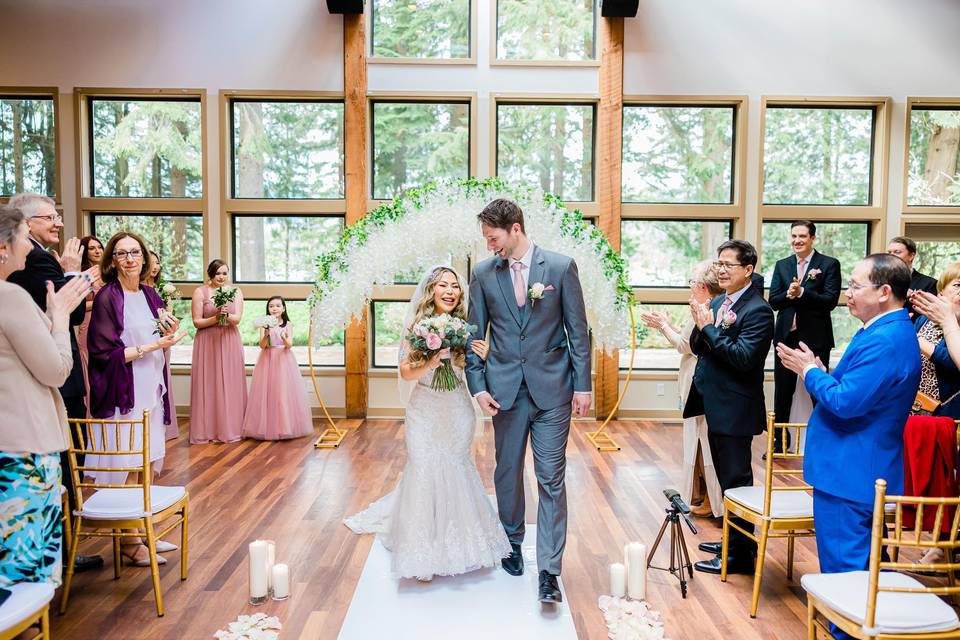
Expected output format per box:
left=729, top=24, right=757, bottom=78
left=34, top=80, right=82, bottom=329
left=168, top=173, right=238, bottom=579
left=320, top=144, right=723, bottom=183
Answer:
left=87, top=231, right=186, bottom=566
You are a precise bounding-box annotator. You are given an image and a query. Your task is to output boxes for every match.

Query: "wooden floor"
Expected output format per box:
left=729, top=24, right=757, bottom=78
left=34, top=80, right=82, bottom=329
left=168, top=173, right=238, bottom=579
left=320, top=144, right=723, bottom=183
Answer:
left=50, top=418, right=823, bottom=640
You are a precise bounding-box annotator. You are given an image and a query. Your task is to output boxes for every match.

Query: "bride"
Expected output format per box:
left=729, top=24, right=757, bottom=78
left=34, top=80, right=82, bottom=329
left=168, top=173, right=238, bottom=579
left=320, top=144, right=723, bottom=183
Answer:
left=344, top=265, right=510, bottom=581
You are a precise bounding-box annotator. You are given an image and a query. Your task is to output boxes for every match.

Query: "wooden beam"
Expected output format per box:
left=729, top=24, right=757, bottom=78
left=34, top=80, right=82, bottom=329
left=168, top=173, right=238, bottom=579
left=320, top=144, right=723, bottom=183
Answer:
left=343, top=13, right=368, bottom=418
left=594, top=16, right=625, bottom=418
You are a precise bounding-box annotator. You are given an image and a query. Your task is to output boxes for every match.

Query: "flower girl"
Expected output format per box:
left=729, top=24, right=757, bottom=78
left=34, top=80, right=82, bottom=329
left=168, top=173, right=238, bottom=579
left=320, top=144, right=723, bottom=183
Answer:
left=241, top=296, right=314, bottom=440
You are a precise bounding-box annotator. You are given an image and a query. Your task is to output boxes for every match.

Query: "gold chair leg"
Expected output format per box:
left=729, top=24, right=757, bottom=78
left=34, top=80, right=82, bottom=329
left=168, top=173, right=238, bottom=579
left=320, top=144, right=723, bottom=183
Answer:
left=750, top=521, right=770, bottom=618
left=720, top=510, right=730, bottom=582
left=113, top=531, right=121, bottom=579
left=807, top=599, right=816, bottom=640
left=787, top=534, right=795, bottom=581
left=180, top=499, right=189, bottom=581
left=143, top=519, right=164, bottom=617
left=59, top=515, right=82, bottom=614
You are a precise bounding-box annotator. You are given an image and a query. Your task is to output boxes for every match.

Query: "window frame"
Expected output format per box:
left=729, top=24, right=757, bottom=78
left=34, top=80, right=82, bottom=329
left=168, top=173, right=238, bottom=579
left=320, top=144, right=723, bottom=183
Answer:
left=229, top=213, right=346, bottom=285
left=367, top=0, right=478, bottom=65
left=901, top=97, right=960, bottom=215
left=490, top=0, right=600, bottom=67
left=0, top=87, right=61, bottom=205
left=492, top=94, right=600, bottom=209
left=367, top=92, right=477, bottom=202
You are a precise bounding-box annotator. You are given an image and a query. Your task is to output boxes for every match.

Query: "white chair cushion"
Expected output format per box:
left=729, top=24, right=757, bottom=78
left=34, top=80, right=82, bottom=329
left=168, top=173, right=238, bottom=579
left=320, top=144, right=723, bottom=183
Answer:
left=724, top=485, right=813, bottom=518
left=0, top=582, right=55, bottom=631
left=802, top=571, right=960, bottom=634
left=79, top=486, right=186, bottom=519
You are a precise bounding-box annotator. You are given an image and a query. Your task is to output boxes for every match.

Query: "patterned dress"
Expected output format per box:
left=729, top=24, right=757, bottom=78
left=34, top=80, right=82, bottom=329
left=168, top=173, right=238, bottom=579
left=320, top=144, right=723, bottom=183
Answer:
left=0, top=453, right=62, bottom=587
left=915, top=320, right=944, bottom=408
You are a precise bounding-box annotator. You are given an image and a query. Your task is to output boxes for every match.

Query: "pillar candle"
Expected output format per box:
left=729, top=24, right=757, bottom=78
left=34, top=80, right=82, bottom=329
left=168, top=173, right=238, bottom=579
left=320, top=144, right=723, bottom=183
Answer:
left=249, top=541, right=269, bottom=600
left=272, top=563, right=290, bottom=600
left=266, top=540, right=276, bottom=590
left=626, top=542, right=647, bottom=600
left=609, top=563, right=626, bottom=598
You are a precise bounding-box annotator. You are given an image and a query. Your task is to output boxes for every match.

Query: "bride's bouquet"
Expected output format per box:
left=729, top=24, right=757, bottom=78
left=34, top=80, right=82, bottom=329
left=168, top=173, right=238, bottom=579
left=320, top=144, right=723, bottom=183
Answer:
left=406, top=313, right=476, bottom=392
left=252, top=315, right=280, bottom=330
left=212, top=286, right=238, bottom=325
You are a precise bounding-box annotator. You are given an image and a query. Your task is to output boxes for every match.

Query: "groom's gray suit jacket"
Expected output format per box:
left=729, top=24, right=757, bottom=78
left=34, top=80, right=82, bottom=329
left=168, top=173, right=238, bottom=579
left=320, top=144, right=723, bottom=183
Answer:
left=465, top=245, right=592, bottom=411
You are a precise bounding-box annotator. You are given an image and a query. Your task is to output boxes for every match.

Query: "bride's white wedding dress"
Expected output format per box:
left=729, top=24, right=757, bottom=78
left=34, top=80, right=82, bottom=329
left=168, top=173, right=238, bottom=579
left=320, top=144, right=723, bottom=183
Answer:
left=344, top=359, right=510, bottom=580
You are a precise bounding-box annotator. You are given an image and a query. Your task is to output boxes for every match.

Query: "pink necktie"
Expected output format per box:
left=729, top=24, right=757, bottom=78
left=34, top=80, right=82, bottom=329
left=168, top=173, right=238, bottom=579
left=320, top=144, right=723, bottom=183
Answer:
left=512, top=261, right=526, bottom=307
left=715, top=297, right=732, bottom=327
left=791, top=258, right=807, bottom=331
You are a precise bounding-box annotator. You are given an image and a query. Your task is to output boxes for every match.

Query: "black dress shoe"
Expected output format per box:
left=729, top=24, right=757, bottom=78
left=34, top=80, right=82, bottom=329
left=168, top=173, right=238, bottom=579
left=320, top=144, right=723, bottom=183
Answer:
left=501, top=543, right=523, bottom=576
left=698, top=541, right=723, bottom=555
left=69, top=555, right=104, bottom=573
left=538, top=570, right=562, bottom=603
left=693, top=554, right=754, bottom=575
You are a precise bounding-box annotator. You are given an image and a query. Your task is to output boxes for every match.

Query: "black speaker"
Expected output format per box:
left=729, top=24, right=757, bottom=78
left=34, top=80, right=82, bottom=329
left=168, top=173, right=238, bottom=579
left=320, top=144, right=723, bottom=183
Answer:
left=600, top=0, right=639, bottom=18
left=327, top=0, right=364, bottom=14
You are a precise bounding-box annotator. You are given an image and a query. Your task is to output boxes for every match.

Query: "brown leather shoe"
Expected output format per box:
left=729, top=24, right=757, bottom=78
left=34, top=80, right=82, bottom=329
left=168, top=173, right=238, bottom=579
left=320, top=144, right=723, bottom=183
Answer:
left=690, top=502, right=715, bottom=517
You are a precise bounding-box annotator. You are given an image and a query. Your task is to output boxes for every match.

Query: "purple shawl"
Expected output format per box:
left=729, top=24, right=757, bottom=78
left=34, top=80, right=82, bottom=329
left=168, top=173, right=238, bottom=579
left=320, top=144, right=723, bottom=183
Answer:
left=87, top=280, right=172, bottom=424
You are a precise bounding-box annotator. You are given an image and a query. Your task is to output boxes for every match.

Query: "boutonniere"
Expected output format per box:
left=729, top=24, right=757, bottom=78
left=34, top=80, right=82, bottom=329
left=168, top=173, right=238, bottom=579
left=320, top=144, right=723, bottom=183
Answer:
left=528, top=282, right=555, bottom=307
left=806, top=268, right=822, bottom=280
left=720, top=310, right=737, bottom=330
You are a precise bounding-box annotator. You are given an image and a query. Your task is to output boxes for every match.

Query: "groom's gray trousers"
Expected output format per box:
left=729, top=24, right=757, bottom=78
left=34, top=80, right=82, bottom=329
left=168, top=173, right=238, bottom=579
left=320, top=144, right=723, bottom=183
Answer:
left=493, top=380, right=571, bottom=576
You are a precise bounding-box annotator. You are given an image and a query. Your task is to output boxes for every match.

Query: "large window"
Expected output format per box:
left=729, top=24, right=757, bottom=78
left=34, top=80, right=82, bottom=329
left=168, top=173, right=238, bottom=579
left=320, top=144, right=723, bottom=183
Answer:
left=232, top=215, right=342, bottom=283
left=619, top=303, right=689, bottom=370
left=91, top=213, right=204, bottom=282
left=496, top=0, right=596, bottom=61
left=371, top=0, right=471, bottom=59
left=496, top=102, right=595, bottom=201
left=905, top=223, right=960, bottom=278
left=906, top=106, right=960, bottom=207
left=90, top=98, right=202, bottom=198
left=372, top=301, right=407, bottom=368
left=372, top=100, right=470, bottom=200
left=0, top=94, right=57, bottom=198
left=621, top=219, right=732, bottom=288
left=762, top=106, right=875, bottom=206
left=760, top=221, right=870, bottom=284
left=622, top=105, right=735, bottom=204
left=230, top=100, right=344, bottom=199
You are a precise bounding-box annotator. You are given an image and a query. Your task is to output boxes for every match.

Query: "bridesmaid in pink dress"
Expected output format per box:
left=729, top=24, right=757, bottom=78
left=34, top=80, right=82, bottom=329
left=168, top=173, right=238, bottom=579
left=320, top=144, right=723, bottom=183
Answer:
left=189, top=259, right=247, bottom=444
left=144, top=250, right=180, bottom=440
left=242, top=296, right=314, bottom=440
left=76, top=235, right=104, bottom=417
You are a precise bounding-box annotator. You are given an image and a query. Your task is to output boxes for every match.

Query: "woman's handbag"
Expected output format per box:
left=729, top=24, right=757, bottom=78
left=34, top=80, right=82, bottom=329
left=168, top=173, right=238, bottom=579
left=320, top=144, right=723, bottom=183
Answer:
left=913, top=389, right=960, bottom=416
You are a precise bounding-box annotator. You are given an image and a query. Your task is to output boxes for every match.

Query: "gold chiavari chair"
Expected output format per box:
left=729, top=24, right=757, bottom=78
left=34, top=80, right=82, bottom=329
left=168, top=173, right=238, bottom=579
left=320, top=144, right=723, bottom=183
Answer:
left=721, top=411, right=815, bottom=617
left=803, top=479, right=960, bottom=639
left=60, top=411, right=189, bottom=617
left=0, top=583, right=54, bottom=640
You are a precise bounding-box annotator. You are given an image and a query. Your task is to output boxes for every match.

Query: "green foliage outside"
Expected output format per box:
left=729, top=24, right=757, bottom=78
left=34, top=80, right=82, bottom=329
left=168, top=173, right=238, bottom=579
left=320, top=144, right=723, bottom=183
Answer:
left=0, top=98, right=56, bottom=196
left=372, top=102, right=469, bottom=200
left=374, top=301, right=407, bottom=347
left=907, top=109, right=960, bottom=206
left=498, top=104, right=594, bottom=202
left=763, top=107, right=873, bottom=205
left=760, top=221, right=869, bottom=284
left=623, top=106, right=734, bottom=204
left=621, top=220, right=731, bottom=288
left=372, top=0, right=470, bottom=58
left=234, top=216, right=342, bottom=282
left=497, top=0, right=595, bottom=60
left=915, top=240, right=960, bottom=279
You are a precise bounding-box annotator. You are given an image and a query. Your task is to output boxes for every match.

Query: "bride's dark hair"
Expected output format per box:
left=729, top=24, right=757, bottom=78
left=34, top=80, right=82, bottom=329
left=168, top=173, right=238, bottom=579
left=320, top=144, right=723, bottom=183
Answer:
left=406, top=266, right=468, bottom=369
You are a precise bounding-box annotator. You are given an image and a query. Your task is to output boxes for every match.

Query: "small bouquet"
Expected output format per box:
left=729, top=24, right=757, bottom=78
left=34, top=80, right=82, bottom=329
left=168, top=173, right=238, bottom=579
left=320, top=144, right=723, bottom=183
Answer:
left=406, top=313, right=476, bottom=391
left=212, top=286, right=238, bottom=325
left=154, top=275, right=181, bottom=309
left=253, top=315, right=279, bottom=330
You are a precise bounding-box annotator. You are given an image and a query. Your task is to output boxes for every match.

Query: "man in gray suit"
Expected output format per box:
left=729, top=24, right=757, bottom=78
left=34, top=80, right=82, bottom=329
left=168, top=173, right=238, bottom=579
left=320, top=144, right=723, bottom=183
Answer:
left=466, top=198, right=592, bottom=604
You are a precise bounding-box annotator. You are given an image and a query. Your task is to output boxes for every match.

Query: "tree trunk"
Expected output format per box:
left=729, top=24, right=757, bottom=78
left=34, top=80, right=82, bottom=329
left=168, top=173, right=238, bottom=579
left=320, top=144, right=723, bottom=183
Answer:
left=923, top=124, right=960, bottom=201
left=553, top=108, right=566, bottom=196
left=12, top=101, right=23, bottom=193
left=237, top=102, right=266, bottom=280
left=821, top=110, right=834, bottom=202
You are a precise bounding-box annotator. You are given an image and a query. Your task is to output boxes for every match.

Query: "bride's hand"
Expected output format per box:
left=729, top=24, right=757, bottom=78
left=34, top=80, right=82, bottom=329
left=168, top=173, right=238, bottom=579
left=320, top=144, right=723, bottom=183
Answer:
left=426, top=350, right=446, bottom=371
left=470, top=339, right=489, bottom=361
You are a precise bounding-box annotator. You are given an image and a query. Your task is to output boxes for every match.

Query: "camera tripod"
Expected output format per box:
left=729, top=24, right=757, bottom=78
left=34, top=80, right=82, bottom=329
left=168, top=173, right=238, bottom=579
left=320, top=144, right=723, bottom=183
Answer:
left=646, top=504, right=697, bottom=598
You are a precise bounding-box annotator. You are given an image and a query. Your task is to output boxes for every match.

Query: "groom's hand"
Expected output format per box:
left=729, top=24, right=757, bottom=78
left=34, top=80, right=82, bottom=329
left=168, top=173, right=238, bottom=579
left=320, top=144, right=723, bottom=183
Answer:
left=572, top=392, right=592, bottom=417
left=476, top=392, right=500, bottom=416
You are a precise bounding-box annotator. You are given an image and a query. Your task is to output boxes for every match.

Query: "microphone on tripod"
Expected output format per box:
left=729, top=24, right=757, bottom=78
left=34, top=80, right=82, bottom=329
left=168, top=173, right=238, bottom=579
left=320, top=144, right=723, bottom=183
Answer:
left=662, top=489, right=690, bottom=514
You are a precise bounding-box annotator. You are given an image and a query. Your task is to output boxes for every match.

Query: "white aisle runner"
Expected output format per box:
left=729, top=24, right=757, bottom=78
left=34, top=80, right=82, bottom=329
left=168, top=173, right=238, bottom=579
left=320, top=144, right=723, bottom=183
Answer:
left=338, top=525, right=579, bottom=639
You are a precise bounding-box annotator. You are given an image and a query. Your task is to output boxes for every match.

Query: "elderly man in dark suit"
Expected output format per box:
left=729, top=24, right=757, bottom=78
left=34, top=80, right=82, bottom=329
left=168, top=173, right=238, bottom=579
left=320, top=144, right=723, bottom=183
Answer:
left=7, top=192, right=104, bottom=573
left=887, top=236, right=937, bottom=317
left=683, top=239, right=775, bottom=575
left=769, top=221, right=841, bottom=452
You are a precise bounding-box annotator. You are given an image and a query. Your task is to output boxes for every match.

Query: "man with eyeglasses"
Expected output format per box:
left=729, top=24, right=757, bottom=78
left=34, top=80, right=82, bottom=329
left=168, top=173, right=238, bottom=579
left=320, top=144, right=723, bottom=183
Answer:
left=777, top=255, right=920, bottom=640
left=769, top=221, right=841, bottom=453
left=6, top=192, right=105, bottom=574
left=683, top=239, right=774, bottom=576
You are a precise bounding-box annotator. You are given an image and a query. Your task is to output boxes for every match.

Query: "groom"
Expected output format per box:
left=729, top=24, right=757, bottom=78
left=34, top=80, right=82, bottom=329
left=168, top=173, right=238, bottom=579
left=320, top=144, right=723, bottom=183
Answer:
left=466, top=198, right=592, bottom=604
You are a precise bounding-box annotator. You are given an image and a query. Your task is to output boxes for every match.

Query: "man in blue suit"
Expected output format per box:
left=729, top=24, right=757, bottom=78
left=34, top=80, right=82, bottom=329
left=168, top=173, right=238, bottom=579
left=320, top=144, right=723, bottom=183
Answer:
left=778, top=253, right=920, bottom=640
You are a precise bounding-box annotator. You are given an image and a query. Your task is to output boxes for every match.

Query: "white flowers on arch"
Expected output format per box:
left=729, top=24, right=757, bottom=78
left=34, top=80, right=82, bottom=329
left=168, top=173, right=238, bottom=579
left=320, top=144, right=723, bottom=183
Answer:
left=309, top=178, right=633, bottom=352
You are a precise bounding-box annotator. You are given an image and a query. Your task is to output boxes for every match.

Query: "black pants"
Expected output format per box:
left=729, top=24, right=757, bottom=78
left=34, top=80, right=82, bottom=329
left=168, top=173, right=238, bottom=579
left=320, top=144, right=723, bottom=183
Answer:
left=708, top=432, right=756, bottom=557
left=60, top=395, right=86, bottom=516
left=773, top=331, right=830, bottom=424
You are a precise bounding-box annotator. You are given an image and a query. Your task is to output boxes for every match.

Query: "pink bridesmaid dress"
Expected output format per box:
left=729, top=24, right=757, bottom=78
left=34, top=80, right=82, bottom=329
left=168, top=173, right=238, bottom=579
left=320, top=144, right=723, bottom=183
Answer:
left=189, top=286, right=247, bottom=443
left=76, top=280, right=103, bottom=418
left=242, top=324, right=313, bottom=440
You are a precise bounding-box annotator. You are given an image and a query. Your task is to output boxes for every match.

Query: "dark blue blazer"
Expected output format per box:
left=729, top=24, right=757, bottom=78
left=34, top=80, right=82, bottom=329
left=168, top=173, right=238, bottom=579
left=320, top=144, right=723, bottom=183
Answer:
left=914, top=315, right=960, bottom=420
left=803, top=309, right=921, bottom=504
left=768, top=250, right=841, bottom=351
